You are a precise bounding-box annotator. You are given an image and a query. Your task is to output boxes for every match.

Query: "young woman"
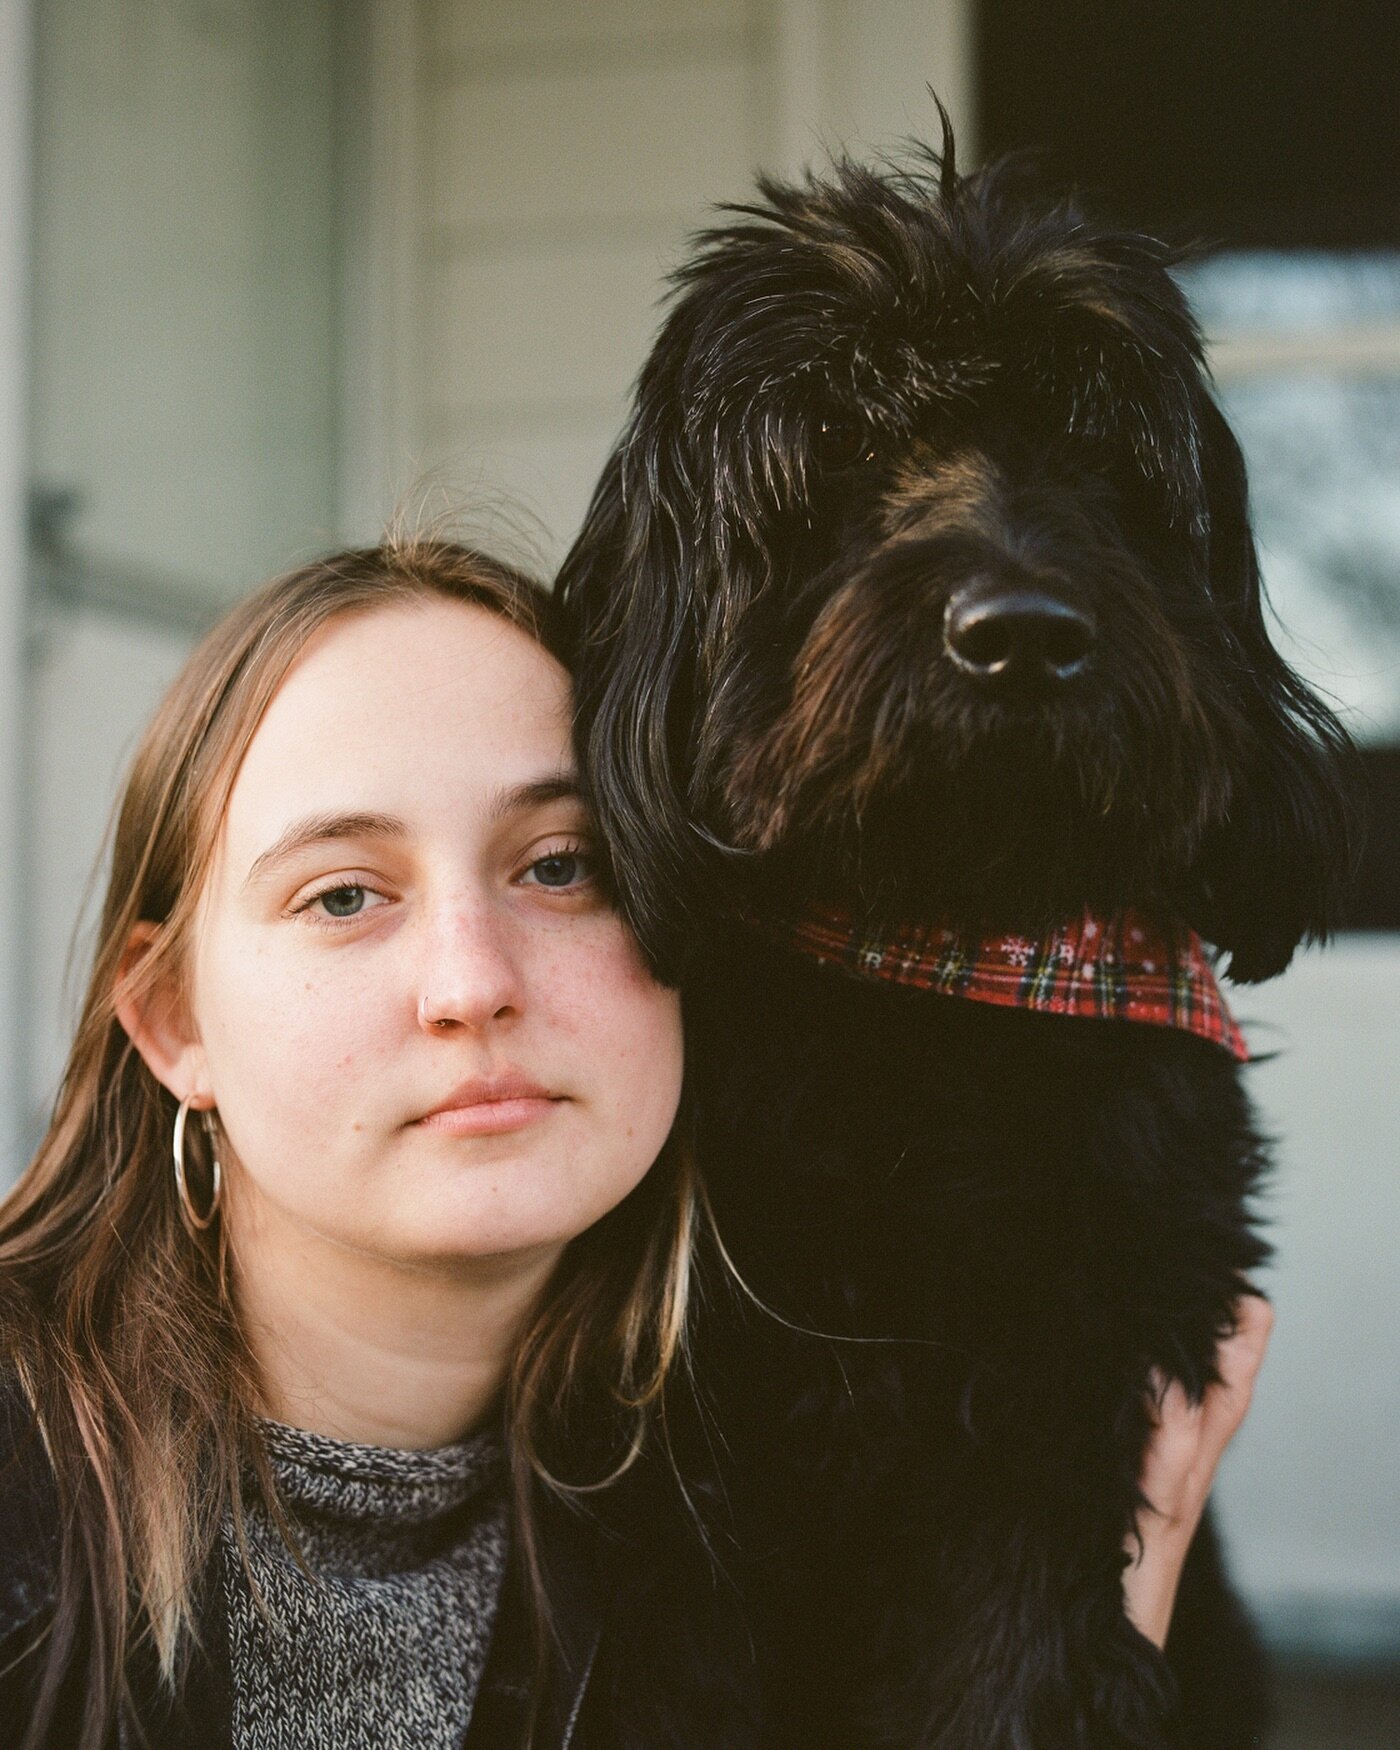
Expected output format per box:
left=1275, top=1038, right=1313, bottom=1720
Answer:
left=0, top=538, right=1270, bottom=1749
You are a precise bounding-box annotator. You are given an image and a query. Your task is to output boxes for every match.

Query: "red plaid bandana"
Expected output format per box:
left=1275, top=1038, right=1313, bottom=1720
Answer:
left=775, top=905, right=1249, bottom=1061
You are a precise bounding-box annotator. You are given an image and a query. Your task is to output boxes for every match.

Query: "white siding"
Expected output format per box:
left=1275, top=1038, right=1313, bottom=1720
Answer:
left=427, top=60, right=762, bottom=236
left=430, top=244, right=671, bottom=414
left=413, top=0, right=775, bottom=564
left=426, top=0, right=752, bottom=63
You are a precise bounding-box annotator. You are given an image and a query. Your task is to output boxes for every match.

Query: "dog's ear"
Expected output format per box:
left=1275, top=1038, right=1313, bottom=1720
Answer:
left=557, top=405, right=735, bottom=981
left=1181, top=395, right=1360, bottom=983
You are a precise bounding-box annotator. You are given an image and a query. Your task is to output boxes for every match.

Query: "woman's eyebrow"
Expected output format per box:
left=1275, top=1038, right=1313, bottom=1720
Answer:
left=486, top=773, right=584, bottom=823
left=243, top=781, right=583, bottom=888
left=243, top=811, right=408, bottom=889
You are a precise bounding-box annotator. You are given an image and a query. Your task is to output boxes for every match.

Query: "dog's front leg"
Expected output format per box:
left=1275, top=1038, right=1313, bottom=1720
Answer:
left=828, top=1381, right=1185, bottom=1750
left=719, top=1305, right=1186, bottom=1749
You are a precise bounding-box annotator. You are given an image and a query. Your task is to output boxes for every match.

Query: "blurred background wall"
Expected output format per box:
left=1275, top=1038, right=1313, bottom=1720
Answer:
left=0, top=0, right=1395, bottom=1735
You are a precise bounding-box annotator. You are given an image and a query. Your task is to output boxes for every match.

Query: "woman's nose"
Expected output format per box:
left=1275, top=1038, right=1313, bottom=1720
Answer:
left=415, top=902, right=524, bottom=1034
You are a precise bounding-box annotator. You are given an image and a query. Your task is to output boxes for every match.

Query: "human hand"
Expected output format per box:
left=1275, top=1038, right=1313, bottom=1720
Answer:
left=1122, top=1294, right=1274, bottom=1649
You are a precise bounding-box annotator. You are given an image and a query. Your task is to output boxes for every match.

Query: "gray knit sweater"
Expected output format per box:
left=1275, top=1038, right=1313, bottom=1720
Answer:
left=221, top=1418, right=510, bottom=1750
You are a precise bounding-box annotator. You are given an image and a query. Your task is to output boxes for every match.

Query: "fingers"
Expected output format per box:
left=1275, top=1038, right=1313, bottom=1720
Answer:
left=1199, top=1292, right=1274, bottom=1453
left=1136, top=1378, right=1205, bottom=1530
left=1136, top=1294, right=1274, bottom=1528
left=1125, top=1295, right=1274, bottom=1647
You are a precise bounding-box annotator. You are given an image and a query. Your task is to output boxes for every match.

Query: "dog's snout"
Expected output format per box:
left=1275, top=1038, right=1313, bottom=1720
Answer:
left=943, top=579, right=1096, bottom=684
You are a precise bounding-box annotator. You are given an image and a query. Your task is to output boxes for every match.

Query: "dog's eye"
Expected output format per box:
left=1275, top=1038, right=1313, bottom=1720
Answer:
left=817, top=416, right=877, bottom=471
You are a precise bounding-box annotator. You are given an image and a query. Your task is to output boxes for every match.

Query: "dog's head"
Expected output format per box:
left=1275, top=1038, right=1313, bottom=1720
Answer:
left=558, top=114, right=1356, bottom=984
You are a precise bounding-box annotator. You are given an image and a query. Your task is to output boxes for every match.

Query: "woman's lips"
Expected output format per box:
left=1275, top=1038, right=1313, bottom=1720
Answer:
left=418, top=1096, right=561, bottom=1137
left=415, top=1076, right=565, bottom=1137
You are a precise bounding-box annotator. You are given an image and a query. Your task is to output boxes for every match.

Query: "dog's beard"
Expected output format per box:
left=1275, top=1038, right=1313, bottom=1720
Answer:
left=704, top=537, right=1246, bottom=931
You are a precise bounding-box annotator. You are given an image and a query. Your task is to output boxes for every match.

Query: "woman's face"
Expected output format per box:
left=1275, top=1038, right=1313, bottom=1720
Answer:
left=180, top=598, right=683, bottom=1269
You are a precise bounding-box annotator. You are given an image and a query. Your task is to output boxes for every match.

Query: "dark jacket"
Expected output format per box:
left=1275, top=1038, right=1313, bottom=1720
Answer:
left=0, top=1382, right=602, bottom=1750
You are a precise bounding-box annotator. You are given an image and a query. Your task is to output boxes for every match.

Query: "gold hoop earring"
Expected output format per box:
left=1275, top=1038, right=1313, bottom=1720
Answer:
left=173, top=1095, right=222, bottom=1235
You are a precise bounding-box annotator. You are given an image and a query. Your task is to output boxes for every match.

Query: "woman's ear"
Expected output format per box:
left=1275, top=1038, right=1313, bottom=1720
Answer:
left=113, top=922, right=212, bottom=1105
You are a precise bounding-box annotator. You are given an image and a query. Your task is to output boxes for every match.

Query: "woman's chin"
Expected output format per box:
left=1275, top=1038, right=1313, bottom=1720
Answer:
left=374, top=1177, right=623, bottom=1268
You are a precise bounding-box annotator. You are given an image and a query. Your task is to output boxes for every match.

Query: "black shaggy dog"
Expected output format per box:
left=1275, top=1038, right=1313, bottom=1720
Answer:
left=555, top=117, right=1355, bottom=1750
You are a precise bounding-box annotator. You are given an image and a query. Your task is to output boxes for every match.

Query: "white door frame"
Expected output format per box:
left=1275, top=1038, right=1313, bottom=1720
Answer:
left=0, top=0, right=33, bottom=1180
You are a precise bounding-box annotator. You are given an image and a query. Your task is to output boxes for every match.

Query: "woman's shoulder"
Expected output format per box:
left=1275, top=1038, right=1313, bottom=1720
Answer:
left=0, top=1366, right=60, bottom=1640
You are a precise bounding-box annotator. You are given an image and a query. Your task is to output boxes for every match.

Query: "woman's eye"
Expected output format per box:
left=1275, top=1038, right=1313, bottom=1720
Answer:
left=304, top=883, right=384, bottom=921
left=521, top=849, right=593, bottom=890
left=319, top=885, right=366, bottom=917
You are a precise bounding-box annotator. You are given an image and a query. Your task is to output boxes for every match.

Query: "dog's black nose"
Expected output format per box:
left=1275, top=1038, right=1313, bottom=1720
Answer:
left=944, top=580, right=1096, bottom=684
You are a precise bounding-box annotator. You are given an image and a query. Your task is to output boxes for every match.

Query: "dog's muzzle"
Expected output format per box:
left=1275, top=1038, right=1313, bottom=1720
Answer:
left=943, top=576, right=1096, bottom=685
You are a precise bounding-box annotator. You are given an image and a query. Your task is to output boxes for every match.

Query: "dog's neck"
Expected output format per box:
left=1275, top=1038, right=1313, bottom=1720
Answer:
left=765, top=903, right=1248, bottom=1060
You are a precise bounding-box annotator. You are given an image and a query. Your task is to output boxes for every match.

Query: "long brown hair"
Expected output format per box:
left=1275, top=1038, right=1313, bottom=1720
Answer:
left=0, top=536, right=702, bottom=1749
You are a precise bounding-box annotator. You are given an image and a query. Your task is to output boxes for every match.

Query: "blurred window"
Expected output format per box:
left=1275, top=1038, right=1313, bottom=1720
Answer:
left=979, top=0, right=1400, bottom=928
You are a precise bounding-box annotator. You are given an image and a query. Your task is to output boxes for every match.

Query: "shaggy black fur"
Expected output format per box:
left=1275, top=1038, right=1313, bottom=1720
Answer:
left=555, top=110, right=1357, bottom=1750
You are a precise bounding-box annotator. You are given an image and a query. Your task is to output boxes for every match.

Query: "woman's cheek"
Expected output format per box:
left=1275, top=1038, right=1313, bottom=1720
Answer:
left=198, top=934, right=395, bottom=1152
left=566, top=935, right=684, bottom=1141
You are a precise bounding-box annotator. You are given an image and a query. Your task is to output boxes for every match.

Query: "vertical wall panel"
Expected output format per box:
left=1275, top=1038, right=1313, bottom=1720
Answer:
left=415, top=0, right=772, bottom=564
left=429, top=245, right=671, bottom=414
left=426, top=0, right=751, bottom=62
left=429, top=59, right=760, bottom=236
left=0, top=0, right=31, bottom=1176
